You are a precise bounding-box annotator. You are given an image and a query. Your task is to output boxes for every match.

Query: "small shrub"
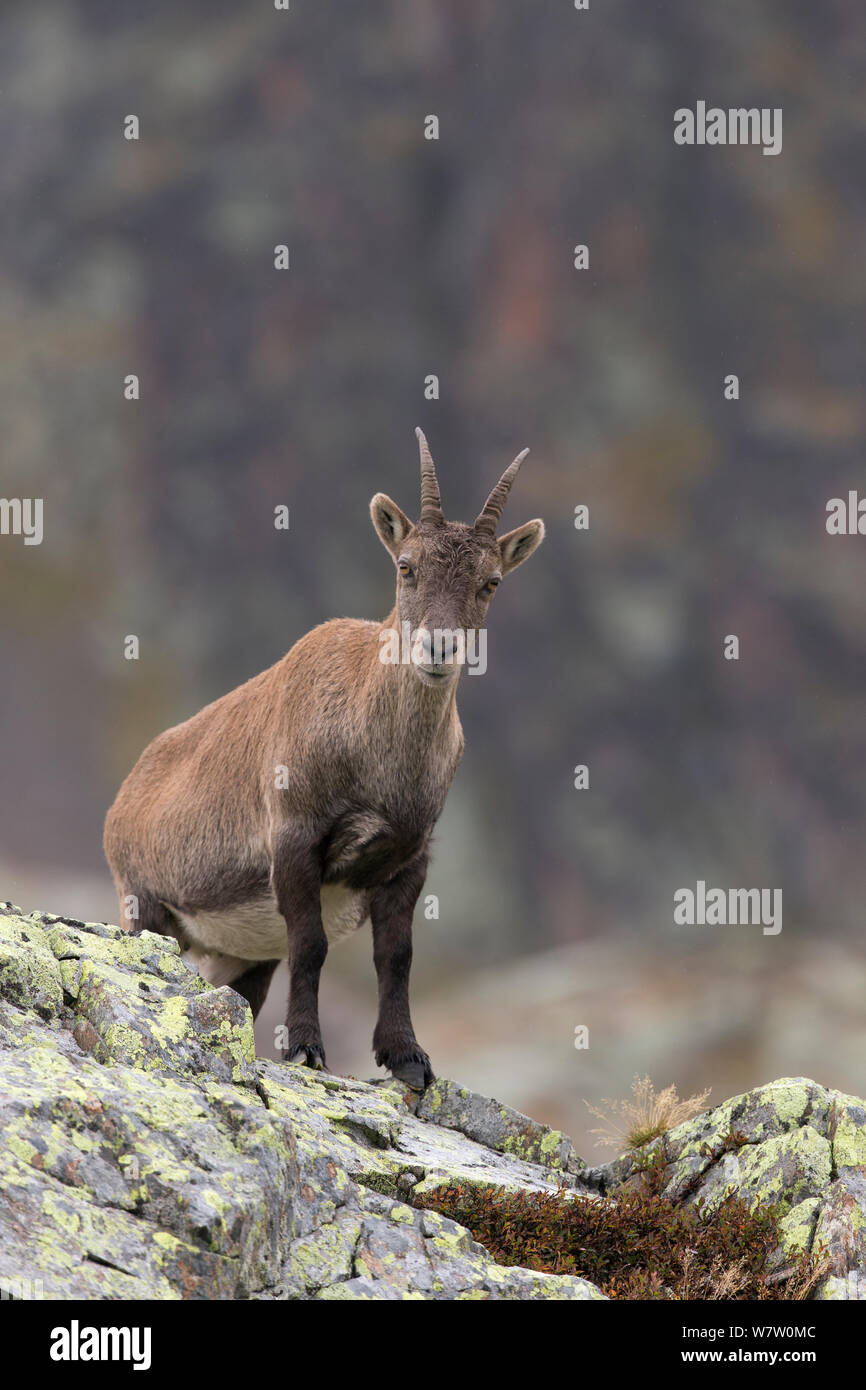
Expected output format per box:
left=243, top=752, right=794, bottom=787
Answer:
left=411, top=1151, right=828, bottom=1300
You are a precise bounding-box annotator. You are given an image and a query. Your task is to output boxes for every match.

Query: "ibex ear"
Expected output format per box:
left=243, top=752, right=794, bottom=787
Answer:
left=370, top=493, right=412, bottom=557
left=498, top=519, right=545, bottom=575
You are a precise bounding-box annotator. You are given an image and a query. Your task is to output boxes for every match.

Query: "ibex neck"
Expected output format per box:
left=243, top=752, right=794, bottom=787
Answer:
left=374, top=607, right=460, bottom=729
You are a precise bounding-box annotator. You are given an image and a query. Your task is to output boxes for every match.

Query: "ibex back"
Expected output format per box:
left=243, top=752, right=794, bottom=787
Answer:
left=103, top=430, right=544, bottom=1089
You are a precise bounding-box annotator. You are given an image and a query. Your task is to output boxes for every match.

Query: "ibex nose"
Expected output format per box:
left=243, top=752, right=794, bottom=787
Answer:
left=417, top=624, right=459, bottom=669
left=435, top=631, right=457, bottom=664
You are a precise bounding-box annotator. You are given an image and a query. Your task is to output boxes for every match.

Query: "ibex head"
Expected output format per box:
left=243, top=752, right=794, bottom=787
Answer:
left=370, top=429, right=545, bottom=685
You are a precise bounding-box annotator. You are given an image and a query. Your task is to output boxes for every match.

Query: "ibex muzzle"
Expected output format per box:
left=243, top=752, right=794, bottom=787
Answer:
left=103, top=430, right=544, bottom=1089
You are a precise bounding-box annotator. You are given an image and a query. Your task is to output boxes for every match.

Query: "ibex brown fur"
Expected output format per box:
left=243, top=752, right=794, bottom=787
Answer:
left=103, top=430, right=544, bottom=1088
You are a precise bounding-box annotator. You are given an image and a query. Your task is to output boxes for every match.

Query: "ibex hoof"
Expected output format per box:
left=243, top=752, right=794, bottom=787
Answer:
left=285, top=1045, right=327, bottom=1071
left=387, top=1053, right=435, bottom=1092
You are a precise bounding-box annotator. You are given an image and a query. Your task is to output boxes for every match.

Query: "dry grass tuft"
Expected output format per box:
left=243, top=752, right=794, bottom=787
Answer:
left=585, top=1074, right=712, bottom=1151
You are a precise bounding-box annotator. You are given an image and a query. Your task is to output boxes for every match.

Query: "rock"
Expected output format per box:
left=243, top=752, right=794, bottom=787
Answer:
left=413, top=1077, right=584, bottom=1174
left=0, top=908, right=65, bottom=1021
left=46, top=917, right=258, bottom=1087
left=586, top=1076, right=866, bottom=1299
left=0, top=904, right=603, bottom=1301
left=1, top=902, right=863, bottom=1300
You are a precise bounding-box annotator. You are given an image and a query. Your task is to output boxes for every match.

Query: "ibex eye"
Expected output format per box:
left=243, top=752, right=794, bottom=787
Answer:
left=398, top=560, right=413, bottom=578
left=481, top=577, right=500, bottom=596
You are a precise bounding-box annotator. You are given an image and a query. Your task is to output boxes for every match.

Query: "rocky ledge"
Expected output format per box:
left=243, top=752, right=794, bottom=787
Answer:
left=0, top=903, right=863, bottom=1300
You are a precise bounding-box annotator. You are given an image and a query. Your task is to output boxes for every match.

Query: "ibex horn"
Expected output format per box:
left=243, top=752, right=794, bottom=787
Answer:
left=474, top=448, right=530, bottom=535
left=415, top=427, right=444, bottom=524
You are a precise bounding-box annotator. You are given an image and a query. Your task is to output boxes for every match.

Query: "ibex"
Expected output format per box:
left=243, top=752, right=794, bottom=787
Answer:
left=103, top=430, right=544, bottom=1089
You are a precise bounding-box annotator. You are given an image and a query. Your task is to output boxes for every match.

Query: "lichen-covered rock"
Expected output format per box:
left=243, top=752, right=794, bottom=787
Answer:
left=413, top=1077, right=584, bottom=1173
left=1, top=903, right=863, bottom=1300
left=585, top=1076, right=866, bottom=1299
left=45, top=917, right=258, bottom=1087
left=0, top=1025, right=296, bottom=1298
left=0, top=903, right=603, bottom=1301
left=0, top=905, right=65, bottom=1021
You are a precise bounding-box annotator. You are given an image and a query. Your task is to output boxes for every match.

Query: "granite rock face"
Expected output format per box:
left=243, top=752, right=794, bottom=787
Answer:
left=1, top=903, right=863, bottom=1300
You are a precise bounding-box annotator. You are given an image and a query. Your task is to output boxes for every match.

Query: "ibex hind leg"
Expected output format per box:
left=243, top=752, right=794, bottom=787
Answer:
left=118, top=888, right=186, bottom=945
left=223, top=958, right=280, bottom=1019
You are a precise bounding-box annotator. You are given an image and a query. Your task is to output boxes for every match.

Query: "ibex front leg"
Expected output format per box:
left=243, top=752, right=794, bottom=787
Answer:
left=371, top=856, right=434, bottom=1091
left=272, top=823, right=328, bottom=1070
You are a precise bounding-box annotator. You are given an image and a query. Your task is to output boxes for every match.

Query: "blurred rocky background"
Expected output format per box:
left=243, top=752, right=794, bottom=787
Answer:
left=1, top=0, right=864, bottom=1153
